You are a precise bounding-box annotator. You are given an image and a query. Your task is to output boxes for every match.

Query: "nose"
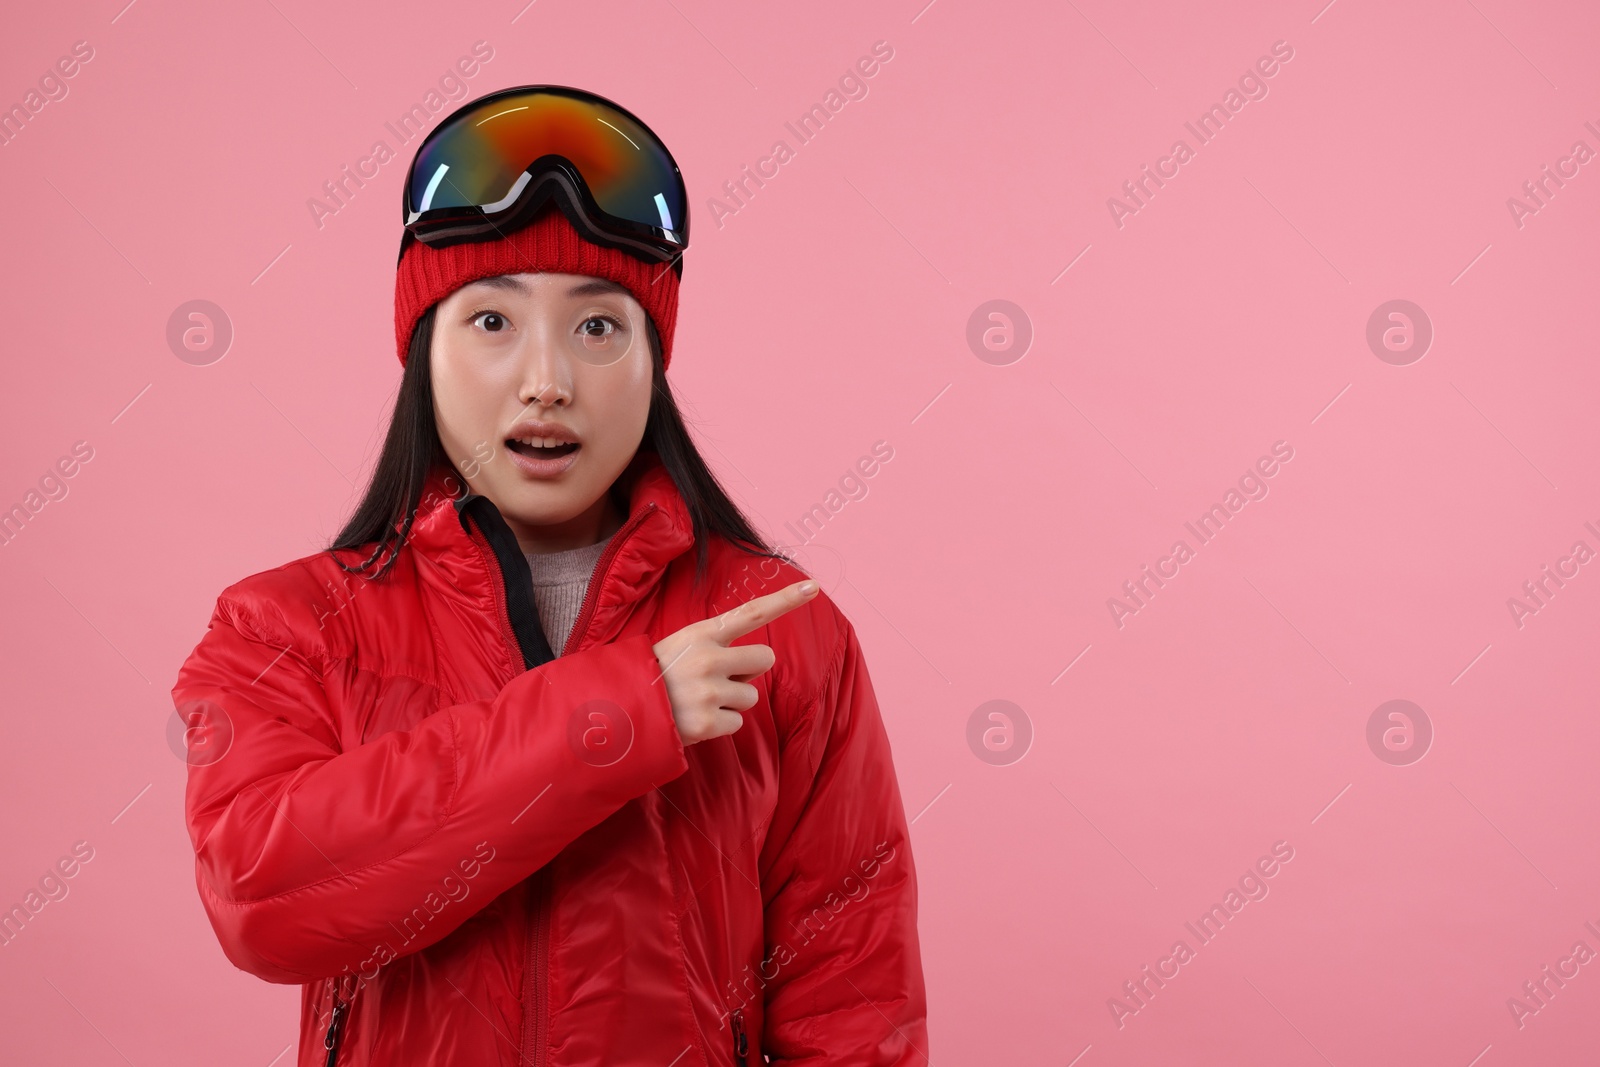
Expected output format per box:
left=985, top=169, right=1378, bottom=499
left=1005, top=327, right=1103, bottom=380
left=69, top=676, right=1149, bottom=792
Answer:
left=516, top=321, right=574, bottom=409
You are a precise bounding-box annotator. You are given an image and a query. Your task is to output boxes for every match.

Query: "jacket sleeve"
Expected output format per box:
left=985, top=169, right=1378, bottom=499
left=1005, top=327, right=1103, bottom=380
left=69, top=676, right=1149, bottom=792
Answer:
left=175, top=588, right=688, bottom=985
left=757, top=614, right=929, bottom=1065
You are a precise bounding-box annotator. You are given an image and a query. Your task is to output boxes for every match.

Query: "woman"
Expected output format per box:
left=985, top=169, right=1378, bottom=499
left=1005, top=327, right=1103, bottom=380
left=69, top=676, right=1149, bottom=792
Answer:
left=173, top=85, right=928, bottom=1066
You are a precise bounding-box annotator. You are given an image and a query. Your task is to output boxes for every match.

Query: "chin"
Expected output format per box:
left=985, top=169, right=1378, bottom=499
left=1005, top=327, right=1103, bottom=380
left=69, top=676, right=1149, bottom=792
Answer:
left=500, top=491, right=589, bottom=527
left=525, top=467, right=618, bottom=505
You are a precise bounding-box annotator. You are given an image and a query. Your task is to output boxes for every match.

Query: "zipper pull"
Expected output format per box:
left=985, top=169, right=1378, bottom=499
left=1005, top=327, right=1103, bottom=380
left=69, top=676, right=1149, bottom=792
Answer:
left=730, top=1007, right=749, bottom=1066
left=323, top=996, right=349, bottom=1067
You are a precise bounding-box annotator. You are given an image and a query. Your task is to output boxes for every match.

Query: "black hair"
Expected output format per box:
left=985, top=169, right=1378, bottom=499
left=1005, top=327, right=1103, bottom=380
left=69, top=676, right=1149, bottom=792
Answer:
left=331, top=304, right=788, bottom=584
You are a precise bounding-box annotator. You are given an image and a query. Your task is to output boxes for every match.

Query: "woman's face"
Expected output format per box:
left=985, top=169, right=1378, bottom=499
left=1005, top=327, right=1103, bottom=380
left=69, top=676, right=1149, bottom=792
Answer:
left=430, top=271, right=654, bottom=551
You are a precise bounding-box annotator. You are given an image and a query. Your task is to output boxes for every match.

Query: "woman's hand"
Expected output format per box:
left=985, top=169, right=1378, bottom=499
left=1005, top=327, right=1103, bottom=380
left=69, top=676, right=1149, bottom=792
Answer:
left=652, top=579, right=819, bottom=746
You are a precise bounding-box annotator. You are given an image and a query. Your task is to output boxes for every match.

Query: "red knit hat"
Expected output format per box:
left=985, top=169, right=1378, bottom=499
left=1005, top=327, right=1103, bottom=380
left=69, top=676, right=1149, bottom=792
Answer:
left=394, top=205, right=681, bottom=370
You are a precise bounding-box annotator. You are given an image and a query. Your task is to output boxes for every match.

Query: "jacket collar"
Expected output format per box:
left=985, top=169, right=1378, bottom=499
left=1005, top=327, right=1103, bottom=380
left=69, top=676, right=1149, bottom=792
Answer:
left=402, top=448, right=696, bottom=651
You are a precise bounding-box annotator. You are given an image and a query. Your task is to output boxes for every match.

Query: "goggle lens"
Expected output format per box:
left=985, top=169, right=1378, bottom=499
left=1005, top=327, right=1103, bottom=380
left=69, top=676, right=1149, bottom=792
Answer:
left=405, top=88, right=686, bottom=254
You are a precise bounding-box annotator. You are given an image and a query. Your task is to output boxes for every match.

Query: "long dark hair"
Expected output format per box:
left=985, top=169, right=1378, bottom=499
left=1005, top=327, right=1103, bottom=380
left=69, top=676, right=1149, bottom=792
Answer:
left=331, top=305, right=787, bottom=584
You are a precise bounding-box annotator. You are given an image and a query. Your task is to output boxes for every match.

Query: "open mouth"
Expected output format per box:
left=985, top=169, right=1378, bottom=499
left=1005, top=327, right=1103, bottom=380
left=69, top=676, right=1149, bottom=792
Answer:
left=506, top=438, right=580, bottom=459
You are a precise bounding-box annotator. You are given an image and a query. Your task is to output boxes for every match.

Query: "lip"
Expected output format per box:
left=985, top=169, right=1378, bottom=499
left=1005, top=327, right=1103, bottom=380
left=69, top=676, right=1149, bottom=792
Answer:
left=503, top=419, right=582, bottom=480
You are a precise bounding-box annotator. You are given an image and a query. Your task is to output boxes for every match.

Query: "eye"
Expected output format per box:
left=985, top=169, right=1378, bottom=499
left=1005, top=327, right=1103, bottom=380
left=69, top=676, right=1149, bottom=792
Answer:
left=580, top=314, right=625, bottom=338
left=571, top=311, right=635, bottom=365
left=470, top=310, right=509, bottom=333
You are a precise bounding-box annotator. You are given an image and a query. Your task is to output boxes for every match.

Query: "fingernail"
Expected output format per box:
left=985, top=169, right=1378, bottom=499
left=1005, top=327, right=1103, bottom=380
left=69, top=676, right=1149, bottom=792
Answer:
left=799, top=580, right=817, bottom=595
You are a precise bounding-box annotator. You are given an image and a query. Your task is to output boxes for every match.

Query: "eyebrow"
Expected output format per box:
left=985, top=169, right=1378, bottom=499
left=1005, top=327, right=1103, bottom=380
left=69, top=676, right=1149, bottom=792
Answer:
left=471, top=275, right=632, bottom=299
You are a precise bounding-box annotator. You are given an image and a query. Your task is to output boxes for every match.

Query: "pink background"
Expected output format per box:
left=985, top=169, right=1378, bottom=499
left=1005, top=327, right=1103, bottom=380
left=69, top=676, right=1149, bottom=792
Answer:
left=3, top=0, right=1599, bottom=1062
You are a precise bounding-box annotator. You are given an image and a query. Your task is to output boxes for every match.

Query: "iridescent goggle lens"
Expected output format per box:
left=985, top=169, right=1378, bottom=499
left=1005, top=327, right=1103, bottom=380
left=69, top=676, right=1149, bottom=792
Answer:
left=403, top=86, right=687, bottom=263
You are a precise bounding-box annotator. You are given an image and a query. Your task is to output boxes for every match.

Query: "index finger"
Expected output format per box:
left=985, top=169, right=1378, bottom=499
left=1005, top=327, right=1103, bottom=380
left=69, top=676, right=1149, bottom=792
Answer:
left=706, top=579, right=818, bottom=644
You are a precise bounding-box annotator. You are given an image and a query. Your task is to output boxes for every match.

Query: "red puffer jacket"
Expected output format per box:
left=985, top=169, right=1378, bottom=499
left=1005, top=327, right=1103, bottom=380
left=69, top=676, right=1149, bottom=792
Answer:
left=173, top=448, right=927, bottom=1066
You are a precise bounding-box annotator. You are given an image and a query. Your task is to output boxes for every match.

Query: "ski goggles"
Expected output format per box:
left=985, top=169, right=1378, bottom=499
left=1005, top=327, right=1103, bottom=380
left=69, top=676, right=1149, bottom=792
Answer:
left=398, top=85, right=689, bottom=275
